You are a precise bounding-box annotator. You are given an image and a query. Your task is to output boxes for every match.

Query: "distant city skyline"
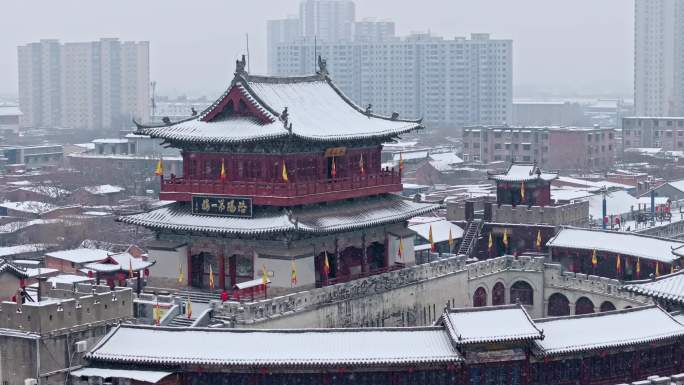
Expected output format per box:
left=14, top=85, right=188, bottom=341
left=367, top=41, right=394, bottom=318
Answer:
left=0, top=0, right=633, bottom=99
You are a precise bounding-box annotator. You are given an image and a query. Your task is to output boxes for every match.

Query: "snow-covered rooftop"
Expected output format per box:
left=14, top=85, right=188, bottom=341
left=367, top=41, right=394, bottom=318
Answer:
left=533, top=306, right=684, bottom=356
left=92, top=138, right=129, bottom=144
left=623, top=271, right=684, bottom=304
left=428, top=152, right=464, bottom=172
left=409, top=219, right=463, bottom=243
left=16, top=185, right=70, bottom=199
left=0, top=244, right=47, bottom=258
left=83, top=252, right=153, bottom=273
left=137, top=73, right=421, bottom=144
left=0, top=106, right=22, bottom=116
left=547, top=228, right=684, bottom=264
left=587, top=189, right=638, bottom=219
left=120, top=195, right=439, bottom=236
left=71, top=368, right=172, bottom=384
left=441, top=305, right=543, bottom=345
left=0, top=201, right=58, bottom=214
left=87, top=324, right=463, bottom=366
left=46, top=274, right=94, bottom=286
left=45, top=248, right=110, bottom=264
left=488, top=163, right=558, bottom=182
left=82, top=184, right=125, bottom=195
left=392, top=151, right=428, bottom=161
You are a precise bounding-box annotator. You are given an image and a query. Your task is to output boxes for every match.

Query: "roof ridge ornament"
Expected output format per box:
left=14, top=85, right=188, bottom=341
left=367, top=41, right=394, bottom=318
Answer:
left=365, top=104, right=372, bottom=116
left=317, top=55, right=328, bottom=77
left=235, top=54, right=247, bottom=76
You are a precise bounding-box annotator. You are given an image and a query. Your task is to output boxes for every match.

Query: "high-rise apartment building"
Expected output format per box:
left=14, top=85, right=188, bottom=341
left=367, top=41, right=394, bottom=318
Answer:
left=354, top=18, right=395, bottom=42
left=299, top=0, right=355, bottom=42
left=270, top=33, right=512, bottom=127
left=17, top=39, right=149, bottom=130
left=634, top=0, right=684, bottom=116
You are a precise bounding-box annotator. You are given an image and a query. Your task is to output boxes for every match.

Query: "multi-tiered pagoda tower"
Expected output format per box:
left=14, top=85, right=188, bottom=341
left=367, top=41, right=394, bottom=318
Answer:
left=121, top=57, right=438, bottom=290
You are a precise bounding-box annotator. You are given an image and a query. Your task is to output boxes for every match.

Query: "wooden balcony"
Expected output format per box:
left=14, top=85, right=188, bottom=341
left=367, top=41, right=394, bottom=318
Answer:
left=159, top=171, right=402, bottom=206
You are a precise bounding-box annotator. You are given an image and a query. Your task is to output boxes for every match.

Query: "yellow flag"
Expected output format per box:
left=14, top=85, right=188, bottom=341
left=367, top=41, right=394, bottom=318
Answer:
left=154, top=302, right=161, bottom=325
left=398, top=237, right=404, bottom=259
left=291, top=259, right=297, bottom=286
left=591, top=249, right=598, bottom=267
left=636, top=257, right=641, bottom=277
left=536, top=230, right=542, bottom=248
left=503, top=229, right=509, bottom=247
left=616, top=254, right=621, bottom=272
left=219, top=159, right=227, bottom=180
left=281, top=160, right=289, bottom=182
left=323, top=252, right=330, bottom=275
left=154, top=159, right=163, bottom=176
left=359, top=154, right=365, bottom=175
left=520, top=181, right=525, bottom=200
left=209, top=264, right=215, bottom=289
left=656, top=262, right=660, bottom=277
left=448, top=228, right=454, bottom=247
left=186, top=294, right=192, bottom=319
left=178, top=264, right=184, bottom=284
left=261, top=264, right=269, bottom=285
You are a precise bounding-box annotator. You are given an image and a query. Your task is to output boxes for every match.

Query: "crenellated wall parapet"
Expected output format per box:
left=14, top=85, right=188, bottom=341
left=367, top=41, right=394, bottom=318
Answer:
left=0, top=284, right=133, bottom=334
left=216, top=254, right=468, bottom=324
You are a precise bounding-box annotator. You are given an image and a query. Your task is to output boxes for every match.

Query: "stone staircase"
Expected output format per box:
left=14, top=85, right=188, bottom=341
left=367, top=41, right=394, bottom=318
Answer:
left=456, top=219, right=483, bottom=258
left=167, top=314, right=195, bottom=327
left=176, top=289, right=221, bottom=304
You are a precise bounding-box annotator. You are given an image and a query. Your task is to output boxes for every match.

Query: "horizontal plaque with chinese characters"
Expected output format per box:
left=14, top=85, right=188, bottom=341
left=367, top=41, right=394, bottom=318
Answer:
left=191, top=195, right=253, bottom=218
left=324, top=147, right=346, bottom=157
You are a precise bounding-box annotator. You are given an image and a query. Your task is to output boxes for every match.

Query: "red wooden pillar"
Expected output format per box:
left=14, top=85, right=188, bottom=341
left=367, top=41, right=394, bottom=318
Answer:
left=219, top=255, right=225, bottom=290
left=229, top=255, right=237, bottom=289
left=186, top=248, right=192, bottom=287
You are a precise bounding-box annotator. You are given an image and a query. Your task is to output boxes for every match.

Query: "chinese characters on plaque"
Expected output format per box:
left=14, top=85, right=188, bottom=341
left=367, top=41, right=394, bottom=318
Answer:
left=191, top=195, right=253, bottom=218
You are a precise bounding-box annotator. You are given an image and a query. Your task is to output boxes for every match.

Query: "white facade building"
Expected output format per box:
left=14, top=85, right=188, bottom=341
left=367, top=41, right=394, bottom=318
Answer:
left=17, top=39, right=150, bottom=130
left=299, top=0, right=355, bottom=42
left=270, top=33, right=512, bottom=127
left=634, top=0, right=684, bottom=116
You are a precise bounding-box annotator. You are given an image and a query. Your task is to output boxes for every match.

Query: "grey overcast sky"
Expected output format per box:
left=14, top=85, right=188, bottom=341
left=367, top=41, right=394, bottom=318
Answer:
left=0, top=0, right=633, bottom=99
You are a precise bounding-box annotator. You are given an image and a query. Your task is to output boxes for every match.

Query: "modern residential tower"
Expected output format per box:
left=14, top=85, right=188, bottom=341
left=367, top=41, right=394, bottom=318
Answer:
left=634, top=0, right=684, bottom=116
left=17, top=38, right=150, bottom=130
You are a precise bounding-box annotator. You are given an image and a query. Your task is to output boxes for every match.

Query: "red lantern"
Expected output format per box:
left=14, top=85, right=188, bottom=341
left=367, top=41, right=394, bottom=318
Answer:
left=117, top=272, right=126, bottom=281
left=87, top=270, right=94, bottom=278
left=144, top=268, right=150, bottom=277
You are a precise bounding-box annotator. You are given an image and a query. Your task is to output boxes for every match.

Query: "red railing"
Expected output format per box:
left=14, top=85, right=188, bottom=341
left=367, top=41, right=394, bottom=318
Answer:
left=159, top=171, right=402, bottom=206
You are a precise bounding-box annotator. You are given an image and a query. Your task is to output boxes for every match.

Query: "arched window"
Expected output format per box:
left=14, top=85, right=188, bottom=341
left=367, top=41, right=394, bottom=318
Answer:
left=492, top=282, right=505, bottom=305
left=473, top=287, right=487, bottom=307
left=599, top=301, right=616, bottom=312
left=510, top=281, right=534, bottom=305
left=575, top=297, right=595, bottom=315
left=547, top=293, right=570, bottom=316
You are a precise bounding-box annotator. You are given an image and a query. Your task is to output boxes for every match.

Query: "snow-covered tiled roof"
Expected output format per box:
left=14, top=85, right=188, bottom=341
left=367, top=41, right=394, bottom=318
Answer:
left=136, top=73, right=421, bottom=144
left=87, top=324, right=463, bottom=366
left=488, top=163, right=558, bottom=182
left=71, top=368, right=172, bottom=383
left=441, top=304, right=543, bottom=345
left=409, top=219, right=463, bottom=243
left=623, top=271, right=684, bottom=304
left=119, top=195, right=439, bottom=236
left=546, top=227, right=684, bottom=264
left=83, top=252, right=153, bottom=273
left=0, top=201, right=58, bottom=214
left=16, top=186, right=70, bottom=198
left=533, top=306, right=684, bottom=357
left=392, top=151, right=429, bottom=161
left=0, top=244, right=47, bottom=258
left=82, top=184, right=125, bottom=195
left=45, top=248, right=111, bottom=264
left=428, top=152, right=464, bottom=172
left=0, top=259, right=29, bottom=278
